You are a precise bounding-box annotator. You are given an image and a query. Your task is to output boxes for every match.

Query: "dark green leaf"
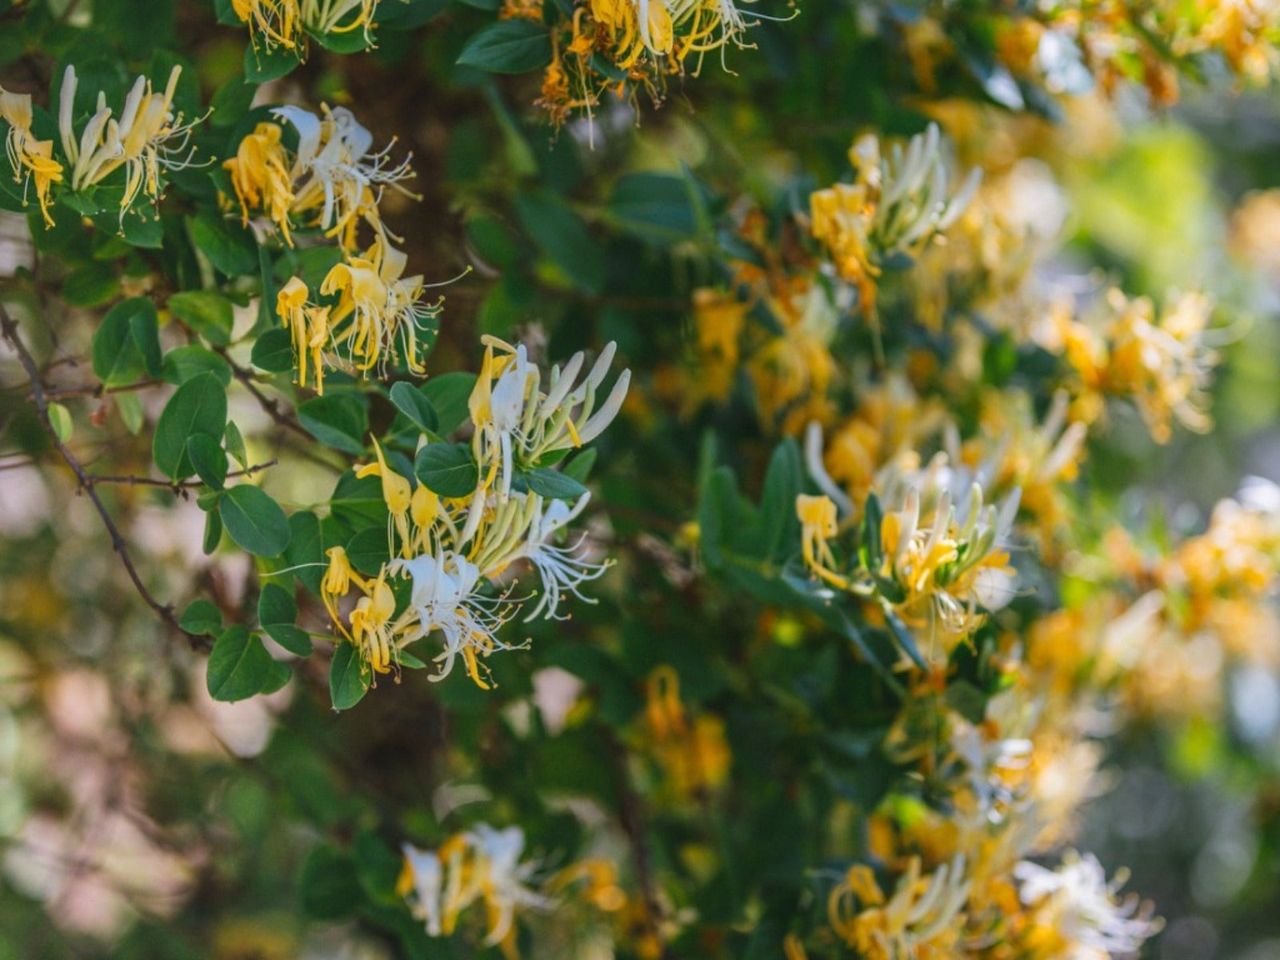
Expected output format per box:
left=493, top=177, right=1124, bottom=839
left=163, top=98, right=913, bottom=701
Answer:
left=168, top=291, right=234, bottom=347
left=251, top=326, right=295, bottom=373
left=414, top=442, right=478, bottom=498
left=179, top=599, right=222, bottom=636
left=421, top=372, right=476, bottom=434
left=329, top=643, right=370, bottom=711
left=389, top=381, right=439, bottom=434
left=515, top=191, right=603, bottom=294
left=162, top=345, right=232, bottom=386
left=153, top=373, right=228, bottom=479
left=220, top=485, right=291, bottom=557
left=456, top=20, right=551, bottom=74
left=189, top=211, right=258, bottom=276
left=203, top=505, right=223, bottom=555
left=207, top=626, right=277, bottom=702
left=260, top=582, right=312, bottom=656
left=187, top=434, right=228, bottom=489
left=92, top=297, right=157, bottom=386
left=525, top=467, right=588, bottom=501
left=299, top=395, right=369, bottom=455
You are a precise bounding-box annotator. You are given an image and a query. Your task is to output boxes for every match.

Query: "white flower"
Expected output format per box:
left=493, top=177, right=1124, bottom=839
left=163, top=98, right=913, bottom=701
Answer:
left=466, top=824, right=551, bottom=945
left=520, top=494, right=613, bottom=621
left=393, top=551, right=522, bottom=686
left=401, top=844, right=446, bottom=936
left=1015, top=851, right=1162, bottom=958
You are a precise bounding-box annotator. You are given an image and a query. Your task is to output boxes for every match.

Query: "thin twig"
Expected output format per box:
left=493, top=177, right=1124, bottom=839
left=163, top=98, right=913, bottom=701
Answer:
left=36, top=378, right=163, bottom=400
left=90, top=459, right=277, bottom=491
left=0, top=302, right=207, bottom=652
left=215, top=346, right=313, bottom=440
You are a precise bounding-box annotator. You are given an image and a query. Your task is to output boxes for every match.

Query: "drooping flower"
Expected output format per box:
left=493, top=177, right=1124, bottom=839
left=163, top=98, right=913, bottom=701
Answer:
left=0, top=88, right=63, bottom=227
left=234, top=0, right=381, bottom=55
left=827, top=857, right=970, bottom=959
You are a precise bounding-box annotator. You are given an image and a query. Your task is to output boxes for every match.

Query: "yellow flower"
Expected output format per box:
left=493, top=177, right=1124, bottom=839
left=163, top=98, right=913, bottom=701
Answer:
left=0, top=88, right=65, bottom=228
left=642, top=666, right=731, bottom=798
left=828, top=857, right=969, bottom=959
left=349, top=566, right=397, bottom=674
left=224, top=122, right=296, bottom=244
left=796, top=493, right=850, bottom=591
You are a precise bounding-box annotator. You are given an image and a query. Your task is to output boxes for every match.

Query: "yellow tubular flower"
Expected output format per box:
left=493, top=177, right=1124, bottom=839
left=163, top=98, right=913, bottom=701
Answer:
left=349, top=567, right=397, bottom=674
left=642, top=665, right=730, bottom=797
left=356, top=437, right=414, bottom=556
left=796, top=494, right=850, bottom=590
left=234, top=0, right=303, bottom=50
left=321, top=545, right=365, bottom=638
left=0, top=88, right=64, bottom=227
left=224, top=122, right=296, bottom=243
left=276, top=276, right=329, bottom=394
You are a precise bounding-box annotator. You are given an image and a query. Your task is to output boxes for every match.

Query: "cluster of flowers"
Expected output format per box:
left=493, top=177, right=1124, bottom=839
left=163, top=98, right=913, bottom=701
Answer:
left=0, top=64, right=202, bottom=228
left=223, top=103, right=442, bottom=392
left=233, top=0, right=381, bottom=53
left=663, top=120, right=1265, bottom=958
left=320, top=336, right=630, bottom=687
left=505, top=0, right=793, bottom=125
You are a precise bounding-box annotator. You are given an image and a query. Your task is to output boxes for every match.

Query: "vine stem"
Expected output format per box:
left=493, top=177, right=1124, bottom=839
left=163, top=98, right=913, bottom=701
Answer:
left=0, top=301, right=208, bottom=652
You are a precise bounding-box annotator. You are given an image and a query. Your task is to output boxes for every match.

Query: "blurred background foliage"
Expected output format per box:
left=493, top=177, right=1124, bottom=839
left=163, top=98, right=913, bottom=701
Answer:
left=1, top=0, right=1280, bottom=958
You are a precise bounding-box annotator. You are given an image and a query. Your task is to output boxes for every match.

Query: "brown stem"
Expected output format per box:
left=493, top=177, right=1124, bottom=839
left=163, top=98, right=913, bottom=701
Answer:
left=0, top=302, right=208, bottom=652
left=90, top=459, right=278, bottom=491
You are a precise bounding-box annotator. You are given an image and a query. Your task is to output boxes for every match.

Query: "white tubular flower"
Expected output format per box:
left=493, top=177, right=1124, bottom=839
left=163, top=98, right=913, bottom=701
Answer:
left=57, top=64, right=204, bottom=223
left=1015, top=852, right=1163, bottom=957
left=392, top=551, right=523, bottom=688
left=400, top=844, right=446, bottom=936
left=519, top=493, right=612, bottom=621
left=469, top=337, right=631, bottom=500
left=273, top=103, right=416, bottom=241
left=466, top=824, right=551, bottom=946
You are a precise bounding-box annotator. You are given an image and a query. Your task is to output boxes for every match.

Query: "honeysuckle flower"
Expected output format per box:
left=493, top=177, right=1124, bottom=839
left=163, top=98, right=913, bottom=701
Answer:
left=796, top=493, right=849, bottom=591
left=274, top=239, right=442, bottom=387
left=517, top=493, right=612, bottom=621
left=399, top=825, right=549, bottom=947
left=469, top=337, right=631, bottom=501
left=57, top=65, right=204, bottom=225
left=235, top=0, right=381, bottom=54
left=827, top=857, right=970, bottom=958
left=390, top=550, right=524, bottom=688
left=0, top=88, right=63, bottom=227
left=349, top=566, right=397, bottom=674
left=1014, top=852, right=1162, bottom=958
left=225, top=103, right=415, bottom=253
left=321, top=545, right=364, bottom=638
left=641, top=666, right=731, bottom=798
left=810, top=123, right=980, bottom=315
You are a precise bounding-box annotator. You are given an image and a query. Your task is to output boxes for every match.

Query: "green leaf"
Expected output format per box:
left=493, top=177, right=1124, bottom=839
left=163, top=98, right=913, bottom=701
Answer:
left=243, top=41, right=302, bottom=84
left=345, top=526, right=391, bottom=577
left=524, top=467, right=587, bottom=501
left=162, top=345, right=232, bottom=386
left=251, top=326, right=295, bottom=373
left=884, top=609, right=929, bottom=672
left=187, top=434, right=228, bottom=489
left=116, top=391, right=145, bottom=434
left=168, top=291, right=234, bottom=347
left=861, top=492, right=884, bottom=571
left=285, top=511, right=326, bottom=595
left=759, top=439, right=801, bottom=561
left=944, top=680, right=988, bottom=725
left=92, top=297, right=155, bottom=386
left=561, top=448, right=597, bottom=484
left=329, top=643, right=370, bottom=711
left=414, top=443, right=478, bottom=498
left=207, top=626, right=277, bottom=702
left=300, top=846, right=364, bottom=918
left=298, top=394, right=369, bottom=455
left=220, top=485, right=291, bottom=557
left=514, top=191, right=604, bottom=294
left=47, top=402, right=73, bottom=443
left=189, top=211, right=258, bottom=276
left=224, top=420, right=248, bottom=469
left=153, top=373, right=228, bottom=479
left=259, top=582, right=312, bottom=656
left=129, top=301, right=163, bottom=376
left=62, top=264, right=119, bottom=307
left=607, top=172, right=698, bottom=241
left=389, top=381, right=439, bottom=434
left=456, top=20, right=552, bottom=74
left=203, top=506, right=223, bottom=555
left=421, top=372, right=476, bottom=434
left=180, top=599, right=222, bottom=636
